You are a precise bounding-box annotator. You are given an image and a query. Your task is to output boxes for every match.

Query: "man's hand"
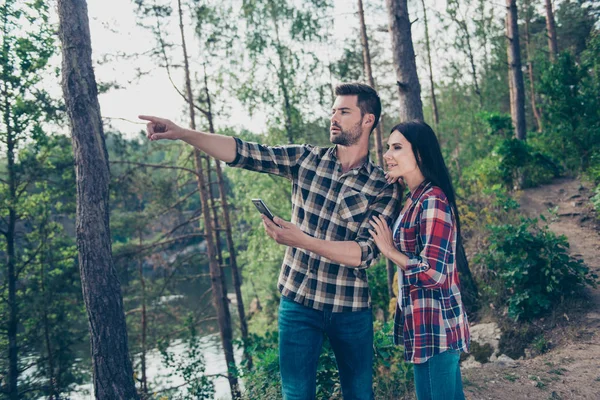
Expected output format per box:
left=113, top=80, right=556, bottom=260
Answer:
left=262, top=216, right=309, bottom=248
left=139, top=115, right=186, bottom=141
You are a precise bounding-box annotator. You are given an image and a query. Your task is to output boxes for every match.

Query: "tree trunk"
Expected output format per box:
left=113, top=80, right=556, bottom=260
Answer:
left=357, top=0, right=384, bottom=166
left=5, top=94, right=19, bottom=400
left=524, top=1, right=543, bottom=132
left=202, top=65, right=252, bottom=368
left=420, top=0, right=440, bottom=125
left=545, top=0, right=558, bottom=61
left=41, top=237, right=59, bottom=399
left=357, top=0, right=395, bottom=301
left=56, top=1, right=138, bottom=399
left=385, top=0, right=424, bottom=121
left=138, top=232, right=148, bottom=398
left=269, top=1, right=295, bottom=144
left=506, top=0, right=527, bottom=140
left=177, top=1, right=240, bottom=396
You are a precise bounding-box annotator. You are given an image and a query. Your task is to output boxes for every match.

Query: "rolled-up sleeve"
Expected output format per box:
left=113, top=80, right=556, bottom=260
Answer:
left=354, top=183, right=399, bottom=269
left=226, top=137, right=311, bottom=180
left=405, top=195, right=455, bottom=288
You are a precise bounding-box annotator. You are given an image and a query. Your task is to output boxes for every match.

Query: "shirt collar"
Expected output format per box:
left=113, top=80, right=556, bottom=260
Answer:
left=329, top=146, right=374, bottom=176
left=408, top=179, right=432, bottom=202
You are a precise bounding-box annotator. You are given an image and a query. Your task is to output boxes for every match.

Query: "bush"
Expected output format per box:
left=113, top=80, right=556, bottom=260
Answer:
left=463, top=138, right=559, bottom=191
left=474, top=217, right=595, bottom=321
left=537, top=39, right=600, bottom=172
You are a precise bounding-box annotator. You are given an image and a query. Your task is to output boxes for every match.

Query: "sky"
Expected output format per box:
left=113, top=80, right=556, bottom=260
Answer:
left=48, top=0, right=488, bottom=140
left=80, top=0, right=358, bottom=139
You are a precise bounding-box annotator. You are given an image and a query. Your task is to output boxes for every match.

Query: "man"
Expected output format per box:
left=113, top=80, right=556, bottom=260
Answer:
left=139, top=83, right=398, bottom=400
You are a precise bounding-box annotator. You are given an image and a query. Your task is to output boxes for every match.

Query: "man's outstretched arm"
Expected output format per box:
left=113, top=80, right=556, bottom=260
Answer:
left=139, top=115, right=236, bottom=163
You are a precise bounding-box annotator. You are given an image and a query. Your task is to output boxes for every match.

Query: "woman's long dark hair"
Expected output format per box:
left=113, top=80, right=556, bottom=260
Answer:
left=390, top=121, right=476, bottom=307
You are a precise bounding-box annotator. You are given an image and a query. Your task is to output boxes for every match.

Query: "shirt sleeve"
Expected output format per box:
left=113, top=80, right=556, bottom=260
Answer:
left=226, top=137, right=312, bottom=180
left=404, top=195, right=455, bottom=288
left=354, top=183, right=399, bottom=269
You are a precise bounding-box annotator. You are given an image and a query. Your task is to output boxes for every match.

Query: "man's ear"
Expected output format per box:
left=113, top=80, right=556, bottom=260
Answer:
left=363, top=113, right=375, bottom=129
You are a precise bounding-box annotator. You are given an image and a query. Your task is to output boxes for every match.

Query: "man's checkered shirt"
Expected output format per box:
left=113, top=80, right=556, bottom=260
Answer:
left=227, top=138, right=399, bottom=312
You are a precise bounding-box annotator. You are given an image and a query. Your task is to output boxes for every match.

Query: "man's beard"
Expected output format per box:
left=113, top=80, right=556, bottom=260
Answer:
left=331, top=118, right=363, bottom=146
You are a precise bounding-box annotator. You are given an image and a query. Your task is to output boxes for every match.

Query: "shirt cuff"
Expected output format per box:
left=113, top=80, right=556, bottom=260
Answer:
left=225, top=137, right=244, bottom=167
left=356, top=240, right=375, bottom=269
left=404, top=258, right=429, bottom=277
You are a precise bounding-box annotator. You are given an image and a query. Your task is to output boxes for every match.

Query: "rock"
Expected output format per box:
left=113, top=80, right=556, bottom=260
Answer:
left=461, top=355, right=483, bottom=370
left=375, top=308, right=385, bottom=322
left=469, top=322, right=501, bottom=354
left=496, top=354, right=517, bottom=367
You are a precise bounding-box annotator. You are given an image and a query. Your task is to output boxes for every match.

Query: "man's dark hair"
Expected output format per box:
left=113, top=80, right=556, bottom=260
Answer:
left=334, top=83, right=382, bottom=132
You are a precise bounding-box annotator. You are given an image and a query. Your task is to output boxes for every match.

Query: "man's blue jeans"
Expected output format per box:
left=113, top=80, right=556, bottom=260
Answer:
left=413, top=349, right=465, bottom=400
left=278, top=296, right=374, bottom=400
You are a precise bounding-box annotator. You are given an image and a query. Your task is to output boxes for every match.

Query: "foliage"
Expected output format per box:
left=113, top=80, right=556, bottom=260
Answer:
left=474, top=217, right=595, bottom=321
left=157, top=317, right=215, bottom=399
left=462, top=113, right=559, bottom=191
left=537, top=39, right=600, bottom=172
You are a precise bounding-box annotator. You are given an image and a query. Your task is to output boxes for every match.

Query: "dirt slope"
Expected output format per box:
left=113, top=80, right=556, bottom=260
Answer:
left=461, top=178, right=600, bottom=400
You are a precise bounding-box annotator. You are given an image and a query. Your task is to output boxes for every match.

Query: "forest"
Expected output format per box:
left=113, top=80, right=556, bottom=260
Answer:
left=1, top=0, right=599, bottom=399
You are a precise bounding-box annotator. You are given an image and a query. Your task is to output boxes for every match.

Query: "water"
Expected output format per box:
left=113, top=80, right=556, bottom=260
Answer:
left=66, top=333, right=241, bottom=399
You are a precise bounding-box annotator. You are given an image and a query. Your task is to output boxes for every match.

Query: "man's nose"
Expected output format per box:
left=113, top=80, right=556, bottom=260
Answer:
left=330, top=112, right=340, bottom=124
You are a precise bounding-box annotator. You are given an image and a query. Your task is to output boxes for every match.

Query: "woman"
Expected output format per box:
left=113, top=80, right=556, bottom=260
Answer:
left=369, top=121, right=470, bottom=400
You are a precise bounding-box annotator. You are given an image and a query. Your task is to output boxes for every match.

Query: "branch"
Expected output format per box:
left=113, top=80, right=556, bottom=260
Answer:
left=110, top=160, right=200, bottom=177
left=114, top=234, right=206, bottom=259
left=152, top=12, right=210, bottom=119
left=158, top=188, right=199, bottom=217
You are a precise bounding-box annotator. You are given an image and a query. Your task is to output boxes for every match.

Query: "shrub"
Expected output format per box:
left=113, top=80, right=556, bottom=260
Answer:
left=474, top=217, right=595, bottom=321
left=463, top=138, right=559, bottom=191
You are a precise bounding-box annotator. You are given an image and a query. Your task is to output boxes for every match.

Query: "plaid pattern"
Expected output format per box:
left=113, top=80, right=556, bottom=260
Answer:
left=392, top=180, right=470, bottom=364
left=227, top=138, right=399, bottom=312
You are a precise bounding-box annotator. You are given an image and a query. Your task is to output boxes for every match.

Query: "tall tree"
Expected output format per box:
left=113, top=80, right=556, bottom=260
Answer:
left=385, top=0, right=424, bottom=121
left=240, top=0, right=332, bottom=144
left=420, top=0, right=440, bottom=125
left=545, top=0, right=559, bottom=61
left=357, top=0, right=395, bottom=300
left=56, top=0, right=139, bottom=398
left=506, top=0, right=527, bottom=140
left=176, top=0, right=240, bottom=396
left=0, top=1, right=63, bottom=397
left=193, top=3, right=252, bottom=368
left=523, top=0, right=543, bottom=132
left=357, top=0, right=385, bottom=165
left=446, top=0, right=483, bottom=106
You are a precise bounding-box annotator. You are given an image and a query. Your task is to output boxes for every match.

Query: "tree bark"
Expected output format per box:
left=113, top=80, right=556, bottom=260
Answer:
left=385, top=0, right=424, bottom=121
left=545, top=0, right=558, bottom=62
left=56, top=1, right=138, bottom=399
left=357, top=0, right=395, bottom=301
left=177, top=1, right=240, bottom=396
left=506, top=0, right=527, bottom=140
left=420, top=0, right=439, bottom=125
